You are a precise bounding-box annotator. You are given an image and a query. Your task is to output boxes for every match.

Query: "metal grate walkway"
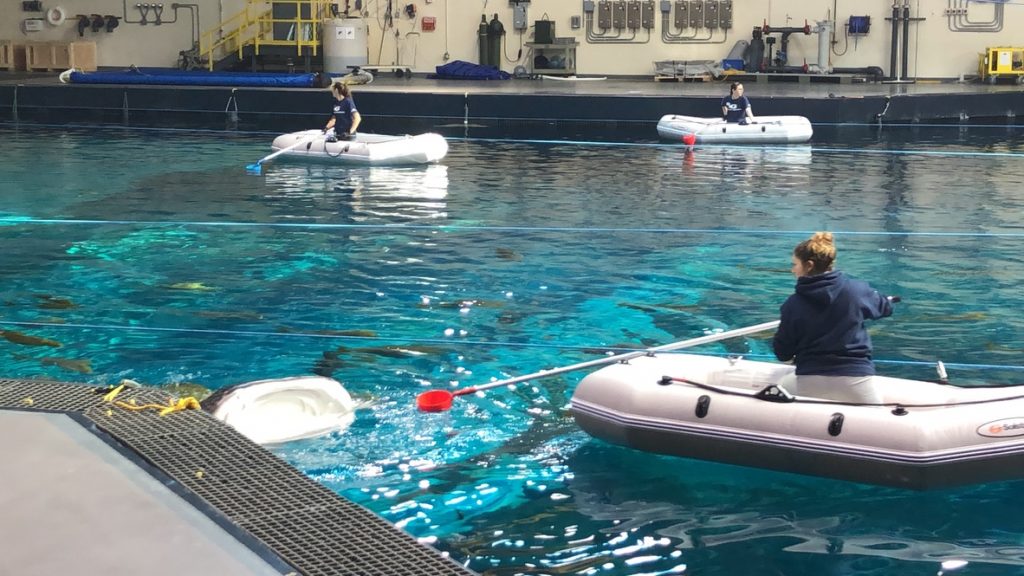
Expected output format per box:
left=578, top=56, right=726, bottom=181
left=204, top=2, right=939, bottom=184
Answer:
left=0, top=378, right=476, bottom=576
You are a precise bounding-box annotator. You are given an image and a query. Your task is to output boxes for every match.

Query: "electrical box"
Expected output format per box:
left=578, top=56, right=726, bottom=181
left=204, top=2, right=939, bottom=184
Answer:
left=674, top=0, right=688, bottom=28
left=421, top=16, right=436, bottom=31
left=641, top=0, right=655, bottom=29
left=535, top=20, right=555, bottom=43
left=22, top=18, right=44, bottom=32
left=583, top=0, right=596, bottom=13
left=704, top=0, right=718, bottom=29
left=719, top=0, right=732, bottom=29
left=688, top=0, right=703, bottom=29
left=570, top=15, right=582, bottom=29
left=513, top=4, right=528, bottom=30
left=598, top=1, right=611, bottom=28
left=613, top=0, right=627, bottom=29
left=627, top=0, right=640, bottom=29
left=848, top=15, right=870, bottom=35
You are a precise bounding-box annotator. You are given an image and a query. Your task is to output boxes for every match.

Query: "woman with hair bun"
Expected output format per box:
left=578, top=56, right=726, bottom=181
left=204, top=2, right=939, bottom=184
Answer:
left=773, top=232, right=895, bottom=403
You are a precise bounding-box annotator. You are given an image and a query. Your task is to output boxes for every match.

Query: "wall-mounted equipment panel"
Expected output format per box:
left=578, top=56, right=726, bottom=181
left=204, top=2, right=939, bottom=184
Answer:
left=613, top=0, right=627, bottom=29
left=719, top=0, right=732, bottom=29
left=704, top=0, right=718, bottom=29
left=688, top=0, right=703, bottom=29
left=674, top=0, right=688, bottom=28
left=598, top=0, right=612, bottom=28
left=627, top=0, right=640, bottom=29
left=641, top=0, right=655, bottom=29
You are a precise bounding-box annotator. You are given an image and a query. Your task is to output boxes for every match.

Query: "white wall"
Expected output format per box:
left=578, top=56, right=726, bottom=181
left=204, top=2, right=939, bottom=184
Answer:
left=1, top=0, right=1020, bottom=77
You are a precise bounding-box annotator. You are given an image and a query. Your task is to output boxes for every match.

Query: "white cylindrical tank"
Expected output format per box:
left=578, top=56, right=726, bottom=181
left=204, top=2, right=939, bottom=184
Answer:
left=323, top=18, right=368, bottom=76
left=815, top=20, right=833, bottom=73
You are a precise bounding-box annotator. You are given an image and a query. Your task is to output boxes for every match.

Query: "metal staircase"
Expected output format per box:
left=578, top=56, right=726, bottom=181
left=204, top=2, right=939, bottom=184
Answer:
left=199, top=0, right=334, bottom=71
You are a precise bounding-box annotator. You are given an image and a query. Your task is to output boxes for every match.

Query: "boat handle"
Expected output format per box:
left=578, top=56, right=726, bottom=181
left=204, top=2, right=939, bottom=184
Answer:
left=828, top=413, right=845, bottom=436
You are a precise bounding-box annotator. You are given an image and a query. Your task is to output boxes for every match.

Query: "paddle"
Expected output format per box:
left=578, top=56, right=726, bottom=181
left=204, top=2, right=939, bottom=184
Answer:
left=416, top=320, right=781, bottom=412
left=245, top=135, right=315, bottom=174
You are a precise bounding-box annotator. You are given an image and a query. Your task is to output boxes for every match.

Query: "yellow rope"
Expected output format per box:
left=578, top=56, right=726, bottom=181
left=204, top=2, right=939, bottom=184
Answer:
left=103, top=382, right=201, bottom=416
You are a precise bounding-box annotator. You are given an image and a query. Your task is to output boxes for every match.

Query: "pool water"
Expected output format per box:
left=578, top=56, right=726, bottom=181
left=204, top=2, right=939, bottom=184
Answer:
left=4, top=123, right=1024, bottom=575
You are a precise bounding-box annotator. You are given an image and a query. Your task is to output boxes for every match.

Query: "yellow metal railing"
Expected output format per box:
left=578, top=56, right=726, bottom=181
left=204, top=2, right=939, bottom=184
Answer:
left=199, top=1, right=334, bottom=71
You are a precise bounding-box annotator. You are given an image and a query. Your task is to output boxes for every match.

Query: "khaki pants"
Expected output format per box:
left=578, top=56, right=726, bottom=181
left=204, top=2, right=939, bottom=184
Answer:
left=778, top=374, right=882, bottom=404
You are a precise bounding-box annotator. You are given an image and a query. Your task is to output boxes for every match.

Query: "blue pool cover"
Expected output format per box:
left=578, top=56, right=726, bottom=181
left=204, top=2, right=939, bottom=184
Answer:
left=67, top=67, right=320, bottom=87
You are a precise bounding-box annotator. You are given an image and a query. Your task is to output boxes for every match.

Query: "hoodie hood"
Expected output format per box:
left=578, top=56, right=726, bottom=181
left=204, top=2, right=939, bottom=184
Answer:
left=794, top=270, right=846, bottom=306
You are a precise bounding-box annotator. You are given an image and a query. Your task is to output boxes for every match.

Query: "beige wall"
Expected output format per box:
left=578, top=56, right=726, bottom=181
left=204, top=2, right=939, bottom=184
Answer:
left=1, top=0, right=1019, bottom=77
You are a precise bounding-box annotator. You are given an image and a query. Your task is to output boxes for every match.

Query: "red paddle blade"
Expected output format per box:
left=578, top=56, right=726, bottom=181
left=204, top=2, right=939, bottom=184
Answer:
left=417, top=390, right=454, bottom=412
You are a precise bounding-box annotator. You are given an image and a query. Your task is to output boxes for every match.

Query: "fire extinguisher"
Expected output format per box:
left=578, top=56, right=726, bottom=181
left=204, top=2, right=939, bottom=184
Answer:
left=478, top=15, right=489, bottom=67
left=487, top=14, right=505, bottom=70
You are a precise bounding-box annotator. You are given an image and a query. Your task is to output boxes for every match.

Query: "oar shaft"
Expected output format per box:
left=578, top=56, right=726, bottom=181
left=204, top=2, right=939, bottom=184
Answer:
left=467, top=320, right=780, bottom=394
left=259, top=136, right=313, bottom=164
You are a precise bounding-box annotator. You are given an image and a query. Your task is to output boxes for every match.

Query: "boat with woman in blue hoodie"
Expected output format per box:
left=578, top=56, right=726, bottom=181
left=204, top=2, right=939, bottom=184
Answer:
left=773, top=232, right=895, bottom=403
left=569, top=232, right=1024, bottom=489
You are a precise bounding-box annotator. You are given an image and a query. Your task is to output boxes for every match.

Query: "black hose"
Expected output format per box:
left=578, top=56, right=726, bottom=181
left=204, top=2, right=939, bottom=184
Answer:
left=889, top=3, right=899, bottom=80
left=901, top=2, right=910, bottom=80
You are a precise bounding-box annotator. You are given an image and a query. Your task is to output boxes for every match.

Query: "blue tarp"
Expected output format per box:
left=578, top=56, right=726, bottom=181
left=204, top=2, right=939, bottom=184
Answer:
left=429, top=60, right=511, bottom=80
left=67, top=67, right=320, bottom=87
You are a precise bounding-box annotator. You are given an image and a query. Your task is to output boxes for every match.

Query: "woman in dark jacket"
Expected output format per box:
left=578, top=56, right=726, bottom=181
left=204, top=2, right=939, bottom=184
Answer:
left=325, top=82, right=362, bottom=141
left=773, top=232, right=894, bottom=403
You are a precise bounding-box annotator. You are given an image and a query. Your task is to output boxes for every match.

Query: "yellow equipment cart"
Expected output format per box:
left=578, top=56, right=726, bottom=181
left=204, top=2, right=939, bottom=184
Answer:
left=979, top=47, right=1024, bottom=85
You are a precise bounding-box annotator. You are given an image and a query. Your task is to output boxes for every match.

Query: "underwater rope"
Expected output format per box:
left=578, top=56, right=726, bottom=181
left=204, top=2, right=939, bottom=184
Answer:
left=7, top=217, right=1024, bottom=238
left=2, top=319, right=1023, bottom=373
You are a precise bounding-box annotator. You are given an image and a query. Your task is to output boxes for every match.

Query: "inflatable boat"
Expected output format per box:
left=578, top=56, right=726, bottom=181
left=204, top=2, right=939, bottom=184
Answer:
left=657, top=114, right=813, bottom=144
left=202, top=376, right=358, bottom=445
left=270, top=130, right=448, bottom=166
left=571, top=353, right=1024, bottom=490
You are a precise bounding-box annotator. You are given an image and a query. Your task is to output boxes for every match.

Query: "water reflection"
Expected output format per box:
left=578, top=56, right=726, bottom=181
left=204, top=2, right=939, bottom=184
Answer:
left=264, top=164, right=450, bottom=222
left=567, top=443, right=1024, bottom=573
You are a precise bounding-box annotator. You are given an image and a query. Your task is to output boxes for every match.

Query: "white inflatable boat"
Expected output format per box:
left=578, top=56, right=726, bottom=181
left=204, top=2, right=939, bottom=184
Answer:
left=571, top=353, right=1024, bottom=490
left=657, top=114, right=813, bottom=144
left=270, top=130, right=448, bottom=165
left=202, top=375, right=358, bottom=445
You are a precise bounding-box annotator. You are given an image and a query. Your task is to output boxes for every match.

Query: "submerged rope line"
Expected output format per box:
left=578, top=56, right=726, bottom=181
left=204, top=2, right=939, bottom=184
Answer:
left=2, top=319, right=1023, bottom=372
left=5, top=121, right=1024, bottom=155
left=460, top=137, right=1024, bottom=158
left=6, top=217, right=1024, bottom=238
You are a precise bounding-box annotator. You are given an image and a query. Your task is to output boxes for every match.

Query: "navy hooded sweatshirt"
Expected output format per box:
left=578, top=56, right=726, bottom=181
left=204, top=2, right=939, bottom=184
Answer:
left=773, top=271, right=893, bottom=376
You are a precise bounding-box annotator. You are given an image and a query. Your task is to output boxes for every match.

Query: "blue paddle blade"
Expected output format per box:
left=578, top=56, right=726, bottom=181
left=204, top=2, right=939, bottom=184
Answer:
left=245, top=162, right=263, bottom=175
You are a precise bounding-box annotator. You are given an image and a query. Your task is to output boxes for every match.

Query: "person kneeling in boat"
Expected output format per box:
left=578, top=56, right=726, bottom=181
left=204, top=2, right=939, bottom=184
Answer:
left=324, top=81, right=362, bottom=142
left=721, top=82, right=755, bottom=126
left=773, top=232, right=895, bottom=404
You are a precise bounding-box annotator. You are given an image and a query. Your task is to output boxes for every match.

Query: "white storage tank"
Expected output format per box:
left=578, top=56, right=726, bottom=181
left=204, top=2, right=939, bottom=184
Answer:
left=323, top=18, right=368, bottom=76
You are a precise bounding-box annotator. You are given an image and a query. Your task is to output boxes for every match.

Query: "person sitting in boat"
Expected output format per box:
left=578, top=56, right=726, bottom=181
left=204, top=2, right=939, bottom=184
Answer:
left=721, top=82, right=755, bottom=125
left=773, top=232, right=894, bottom=404
left=325, top=81, right=362, bottom=142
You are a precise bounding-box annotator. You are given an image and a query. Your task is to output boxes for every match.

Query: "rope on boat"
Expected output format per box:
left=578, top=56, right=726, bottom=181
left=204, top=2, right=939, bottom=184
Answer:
left=663, top=376, right=1024, bottom=409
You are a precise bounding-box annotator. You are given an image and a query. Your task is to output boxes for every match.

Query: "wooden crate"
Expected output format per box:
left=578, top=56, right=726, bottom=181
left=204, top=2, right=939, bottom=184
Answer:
left=26, top=41, right=56, bottom=71
left=0, top=40, right=12, bottom=70
left=0, top=41, right=28, bottom=71
left=52, top=42, right=70, bottom=70
left=68, top=41, right=97, bottom=71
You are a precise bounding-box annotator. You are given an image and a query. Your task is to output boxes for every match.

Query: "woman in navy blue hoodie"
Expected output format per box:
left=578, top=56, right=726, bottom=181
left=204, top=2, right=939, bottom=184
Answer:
left=773, top=232, right=894, bottom=403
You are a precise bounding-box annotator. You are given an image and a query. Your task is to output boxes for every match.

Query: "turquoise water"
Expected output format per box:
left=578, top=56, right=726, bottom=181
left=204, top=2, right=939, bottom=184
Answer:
left=4, top=123, right=1024, bottom=575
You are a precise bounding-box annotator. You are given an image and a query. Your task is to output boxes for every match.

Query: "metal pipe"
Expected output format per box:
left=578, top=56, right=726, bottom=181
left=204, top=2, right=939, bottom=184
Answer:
left=901, top=0, right=910, bottom=79
left=889, top=1, right=899, bottom=80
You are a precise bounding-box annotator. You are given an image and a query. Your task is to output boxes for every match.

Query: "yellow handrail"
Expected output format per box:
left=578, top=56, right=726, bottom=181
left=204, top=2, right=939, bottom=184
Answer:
left=199, top=0, right=334, bottom=71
